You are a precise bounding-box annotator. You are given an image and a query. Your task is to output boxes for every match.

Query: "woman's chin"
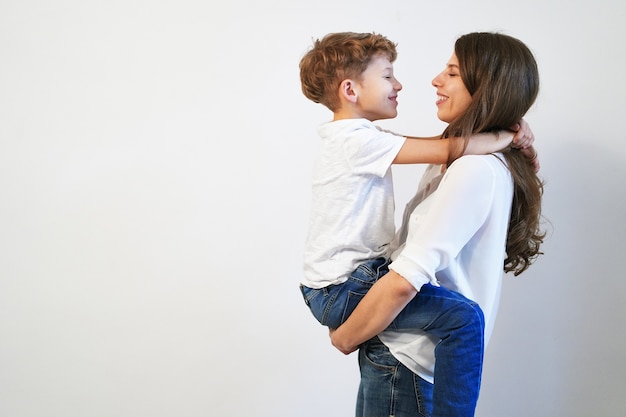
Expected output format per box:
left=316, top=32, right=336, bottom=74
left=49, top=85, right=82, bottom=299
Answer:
left=435, top=109, right=450, bottom=123
left=437, top=114, right=451, bottom=123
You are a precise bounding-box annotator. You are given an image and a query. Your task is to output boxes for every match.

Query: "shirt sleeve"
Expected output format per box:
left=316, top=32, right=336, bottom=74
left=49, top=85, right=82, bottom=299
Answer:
left=389, top=155, right=500, bottom=290
left=343, top=126, right=406, bottom=178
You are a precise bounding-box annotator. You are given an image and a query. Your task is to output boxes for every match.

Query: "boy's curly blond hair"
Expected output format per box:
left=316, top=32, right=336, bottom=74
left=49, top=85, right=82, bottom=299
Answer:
left=299, top=32, right=397, bottom=112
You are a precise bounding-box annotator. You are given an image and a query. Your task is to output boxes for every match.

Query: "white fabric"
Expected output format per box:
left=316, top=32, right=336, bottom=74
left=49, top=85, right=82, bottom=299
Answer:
left=301, top=119, right=406, bottom=289
left=379, top=154, right=514, bottom=383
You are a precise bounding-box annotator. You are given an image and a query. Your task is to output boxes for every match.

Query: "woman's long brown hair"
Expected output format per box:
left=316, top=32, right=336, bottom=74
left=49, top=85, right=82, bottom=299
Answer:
left=444, top=32, right=545, bottom=275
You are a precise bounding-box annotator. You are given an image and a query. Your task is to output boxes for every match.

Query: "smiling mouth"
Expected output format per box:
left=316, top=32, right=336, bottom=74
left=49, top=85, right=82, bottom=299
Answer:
left=436, top=95, right=448, bottom=105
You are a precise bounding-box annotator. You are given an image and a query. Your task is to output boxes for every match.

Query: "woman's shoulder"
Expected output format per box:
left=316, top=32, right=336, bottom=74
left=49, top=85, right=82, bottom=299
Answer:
left=451, top=153, right=507, bottom=171
left=445, top=154, right=511, bottom=188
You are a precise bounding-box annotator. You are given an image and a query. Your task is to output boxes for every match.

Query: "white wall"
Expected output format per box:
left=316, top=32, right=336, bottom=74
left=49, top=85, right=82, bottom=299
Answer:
left=1, top=1, right=624, bottom=416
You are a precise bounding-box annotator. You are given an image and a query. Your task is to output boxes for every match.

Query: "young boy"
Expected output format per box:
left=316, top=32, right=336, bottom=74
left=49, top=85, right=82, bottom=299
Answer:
left=297, top=32, right=532, bottom=414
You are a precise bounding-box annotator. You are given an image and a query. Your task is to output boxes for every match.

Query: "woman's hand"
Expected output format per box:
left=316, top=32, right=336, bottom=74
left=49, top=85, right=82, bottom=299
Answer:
left=329, top=328, right=358, bottom=355
left=328, top=271, right=417, bottom=356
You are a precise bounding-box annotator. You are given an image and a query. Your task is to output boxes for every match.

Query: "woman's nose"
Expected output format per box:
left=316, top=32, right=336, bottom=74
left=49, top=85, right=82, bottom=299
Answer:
left=432, top=70, right=446, bottom=87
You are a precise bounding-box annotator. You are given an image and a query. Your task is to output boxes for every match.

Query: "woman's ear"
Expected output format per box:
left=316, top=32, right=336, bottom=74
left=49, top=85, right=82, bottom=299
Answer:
left=339, top=79, right=358, bottom=103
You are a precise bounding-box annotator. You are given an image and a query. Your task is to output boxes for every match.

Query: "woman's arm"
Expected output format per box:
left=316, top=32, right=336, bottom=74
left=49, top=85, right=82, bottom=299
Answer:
left=330, top=269, right=417, bottom=354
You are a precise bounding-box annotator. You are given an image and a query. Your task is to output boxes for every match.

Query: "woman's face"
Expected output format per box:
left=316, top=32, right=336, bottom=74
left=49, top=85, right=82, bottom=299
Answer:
left=431, top=52, right=472, bottom=123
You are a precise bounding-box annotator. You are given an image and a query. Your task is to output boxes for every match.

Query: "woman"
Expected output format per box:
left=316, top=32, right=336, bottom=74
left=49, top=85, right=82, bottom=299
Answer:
left=330, top=32, right=545, bottom=416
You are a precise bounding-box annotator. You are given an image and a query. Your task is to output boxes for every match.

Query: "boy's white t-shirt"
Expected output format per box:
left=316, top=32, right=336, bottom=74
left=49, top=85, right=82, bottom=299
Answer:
left=301, top=118, right=406, bottom=289
left=380, top=154, right=514, bottom=383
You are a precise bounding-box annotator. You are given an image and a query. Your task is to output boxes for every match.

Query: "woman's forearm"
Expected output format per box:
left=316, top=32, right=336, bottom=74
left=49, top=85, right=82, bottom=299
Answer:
left=330, top=270, right=417, bottom=354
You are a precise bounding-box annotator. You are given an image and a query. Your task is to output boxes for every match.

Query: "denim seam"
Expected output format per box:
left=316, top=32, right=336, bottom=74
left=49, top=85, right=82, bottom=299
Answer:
left=321, top=288, right=338, bottom=326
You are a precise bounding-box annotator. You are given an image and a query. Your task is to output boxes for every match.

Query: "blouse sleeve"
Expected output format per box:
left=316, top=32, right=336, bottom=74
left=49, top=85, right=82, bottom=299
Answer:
left=389, top=155, right=500, bottom=290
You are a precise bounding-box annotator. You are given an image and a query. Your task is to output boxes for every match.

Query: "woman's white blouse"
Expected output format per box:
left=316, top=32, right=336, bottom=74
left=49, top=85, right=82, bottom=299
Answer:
left=380, top=154, right=514, bottom=383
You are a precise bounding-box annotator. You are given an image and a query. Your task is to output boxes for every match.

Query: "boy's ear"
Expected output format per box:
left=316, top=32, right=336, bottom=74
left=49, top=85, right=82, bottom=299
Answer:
left=339, top=79, right=358, bottom=103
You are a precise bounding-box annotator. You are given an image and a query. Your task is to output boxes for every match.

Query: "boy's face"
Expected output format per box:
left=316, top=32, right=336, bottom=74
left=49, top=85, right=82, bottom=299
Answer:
left=351, top=54, right=403, bottom=121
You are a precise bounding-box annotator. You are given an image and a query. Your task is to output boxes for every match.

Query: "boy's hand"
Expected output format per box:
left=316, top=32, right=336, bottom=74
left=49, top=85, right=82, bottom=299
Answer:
left=510, top=118, right=540, bottom=172
left=510, top=118, right=534, bottom=149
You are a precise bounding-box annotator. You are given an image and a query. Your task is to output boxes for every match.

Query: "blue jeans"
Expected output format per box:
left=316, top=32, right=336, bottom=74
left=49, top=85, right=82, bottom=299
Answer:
left=300, top=257, right=485, bottom=417
left=357, top=336, right=433, bottom=417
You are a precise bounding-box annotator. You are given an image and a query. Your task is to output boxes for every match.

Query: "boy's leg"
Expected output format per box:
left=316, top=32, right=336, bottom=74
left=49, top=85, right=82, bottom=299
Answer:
left=357, top=337, right=432, bottom=417
left=299, top=257, right=389, bottom=329
left=390, top=283, right=485, bottom=417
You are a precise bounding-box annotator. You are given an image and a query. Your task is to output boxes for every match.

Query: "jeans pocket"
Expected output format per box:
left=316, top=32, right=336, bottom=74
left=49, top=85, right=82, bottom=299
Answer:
left=340, top=290, right=366, bottom=325
left=361, top=338, right=399, bottom=371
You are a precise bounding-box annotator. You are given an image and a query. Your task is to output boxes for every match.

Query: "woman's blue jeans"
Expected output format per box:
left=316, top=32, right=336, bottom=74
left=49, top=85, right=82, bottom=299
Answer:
left=300, top=257, right=485, bottom=417
left=357, top=336, right=433, bottom=417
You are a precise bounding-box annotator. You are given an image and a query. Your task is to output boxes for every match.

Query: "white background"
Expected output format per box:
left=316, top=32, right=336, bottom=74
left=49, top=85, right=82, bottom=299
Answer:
left=1, top=1, right=625, bottom=416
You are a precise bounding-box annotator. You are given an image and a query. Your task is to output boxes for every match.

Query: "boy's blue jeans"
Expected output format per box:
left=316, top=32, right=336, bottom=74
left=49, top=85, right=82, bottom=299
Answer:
left=300, top=257, right=485, bottom=417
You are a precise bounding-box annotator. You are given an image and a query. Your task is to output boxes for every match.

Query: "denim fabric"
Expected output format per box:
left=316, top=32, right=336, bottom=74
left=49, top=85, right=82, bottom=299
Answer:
left=357, top=336, right=433, bottom=417
left=387, top=283, right=485, bottom=417
left=299, top=257, right=390, bottom=329
left=300, top=260, right=484, bottom=417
